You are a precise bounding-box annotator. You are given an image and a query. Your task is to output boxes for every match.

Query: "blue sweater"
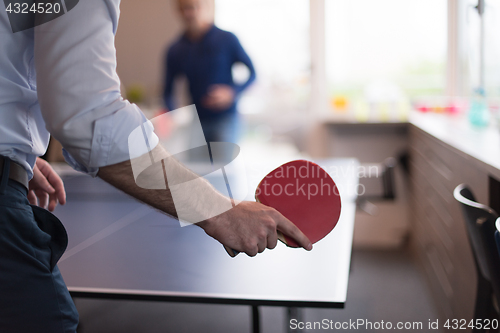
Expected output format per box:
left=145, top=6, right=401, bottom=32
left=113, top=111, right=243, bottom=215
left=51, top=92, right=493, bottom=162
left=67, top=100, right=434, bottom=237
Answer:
left=163, top=25, right=256, bottom=120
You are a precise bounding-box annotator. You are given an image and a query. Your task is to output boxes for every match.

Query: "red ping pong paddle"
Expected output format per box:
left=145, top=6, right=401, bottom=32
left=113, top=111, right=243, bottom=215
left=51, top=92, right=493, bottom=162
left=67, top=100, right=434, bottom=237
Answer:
left=224, top=160, right=342, bottom=257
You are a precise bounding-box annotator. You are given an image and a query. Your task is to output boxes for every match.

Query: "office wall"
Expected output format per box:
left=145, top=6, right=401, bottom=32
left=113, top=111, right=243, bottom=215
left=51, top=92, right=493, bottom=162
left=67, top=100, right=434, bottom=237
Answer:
left=115, top=0, right=181, bottom=104
left=115, top=0, right=214, bottom=105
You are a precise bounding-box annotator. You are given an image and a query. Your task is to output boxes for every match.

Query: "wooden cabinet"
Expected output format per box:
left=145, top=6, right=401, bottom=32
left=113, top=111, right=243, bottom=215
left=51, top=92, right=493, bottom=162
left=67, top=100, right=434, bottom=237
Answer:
left=409, top=124, right=488, bottom=326
left=309, top=122, right=410, bottom=248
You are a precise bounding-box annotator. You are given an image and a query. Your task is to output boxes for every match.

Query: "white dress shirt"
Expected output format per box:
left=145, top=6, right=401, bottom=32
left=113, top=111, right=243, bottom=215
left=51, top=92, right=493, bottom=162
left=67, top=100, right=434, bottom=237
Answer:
left=0, top=0, right=157, bottom=179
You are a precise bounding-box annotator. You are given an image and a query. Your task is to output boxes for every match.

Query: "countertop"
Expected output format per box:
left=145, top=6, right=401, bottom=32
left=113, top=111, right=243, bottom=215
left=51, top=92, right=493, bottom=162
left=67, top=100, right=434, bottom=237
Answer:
left=409, top=112, right=500, bottom=180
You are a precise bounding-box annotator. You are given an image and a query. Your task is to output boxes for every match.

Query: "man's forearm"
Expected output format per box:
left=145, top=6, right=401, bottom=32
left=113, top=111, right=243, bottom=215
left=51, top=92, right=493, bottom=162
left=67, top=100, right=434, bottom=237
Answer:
left=96, top=144, right=312, bottom=256
left=97, top=156, right=178, bottom=218
left=97, top=144, right=231, bottom=224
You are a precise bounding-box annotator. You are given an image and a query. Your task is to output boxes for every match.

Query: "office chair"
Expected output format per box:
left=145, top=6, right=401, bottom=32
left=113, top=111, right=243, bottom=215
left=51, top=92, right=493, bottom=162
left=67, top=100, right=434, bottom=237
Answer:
left=454, top=184, right=500, bottom=329
left=356, top=157, right=397, bottom=215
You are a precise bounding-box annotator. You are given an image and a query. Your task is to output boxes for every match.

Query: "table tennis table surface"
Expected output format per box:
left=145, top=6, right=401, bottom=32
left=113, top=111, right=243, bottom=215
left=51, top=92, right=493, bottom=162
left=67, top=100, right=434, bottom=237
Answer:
left=53, top=158, right=358, bottom=308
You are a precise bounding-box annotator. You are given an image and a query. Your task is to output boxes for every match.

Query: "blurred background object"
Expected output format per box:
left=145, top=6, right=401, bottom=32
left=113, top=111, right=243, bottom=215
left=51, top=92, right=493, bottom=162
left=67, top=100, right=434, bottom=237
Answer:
left=163, top=0, right=256, bottom=146
left=125, top=84, right=146, bottom=105
left=465, top=0, right=500, bottom=100
left=324, top=0, right=448, bottom=122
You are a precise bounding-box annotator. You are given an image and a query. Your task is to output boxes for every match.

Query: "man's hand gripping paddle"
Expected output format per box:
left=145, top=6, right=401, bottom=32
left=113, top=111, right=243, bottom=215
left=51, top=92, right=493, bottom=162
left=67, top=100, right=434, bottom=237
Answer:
left=224, top=160, right=342, bottom=257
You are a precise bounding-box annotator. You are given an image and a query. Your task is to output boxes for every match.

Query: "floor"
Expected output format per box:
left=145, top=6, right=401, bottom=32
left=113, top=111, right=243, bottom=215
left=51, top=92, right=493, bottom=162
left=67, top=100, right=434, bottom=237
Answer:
left=75, top=248, right=441, bottom=333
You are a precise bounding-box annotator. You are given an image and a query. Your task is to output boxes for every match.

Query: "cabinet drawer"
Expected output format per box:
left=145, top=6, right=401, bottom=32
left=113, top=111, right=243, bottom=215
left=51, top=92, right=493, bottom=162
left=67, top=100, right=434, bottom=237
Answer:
left=411, top=156, right=477, bottom=272
left=409, top=125, right=481, bottom=324
left=410, top=161, right=454, bottom=246
left=411, top=128, right=454, bottom=179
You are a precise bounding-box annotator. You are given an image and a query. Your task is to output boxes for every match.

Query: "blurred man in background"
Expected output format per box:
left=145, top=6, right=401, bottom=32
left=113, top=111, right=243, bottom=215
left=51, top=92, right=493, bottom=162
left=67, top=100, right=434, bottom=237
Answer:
left=164, top=0, right=256, bottom=144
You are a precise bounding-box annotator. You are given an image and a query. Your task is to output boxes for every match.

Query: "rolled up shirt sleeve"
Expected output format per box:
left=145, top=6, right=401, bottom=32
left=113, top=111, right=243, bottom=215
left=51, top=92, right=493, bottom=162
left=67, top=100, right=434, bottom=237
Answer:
left=34, top=0, right=157, bottom=177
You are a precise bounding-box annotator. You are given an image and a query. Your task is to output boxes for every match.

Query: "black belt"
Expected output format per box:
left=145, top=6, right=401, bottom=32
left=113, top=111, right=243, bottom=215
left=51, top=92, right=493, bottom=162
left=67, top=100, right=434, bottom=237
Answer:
left=0, top=157, right=29, bottom=190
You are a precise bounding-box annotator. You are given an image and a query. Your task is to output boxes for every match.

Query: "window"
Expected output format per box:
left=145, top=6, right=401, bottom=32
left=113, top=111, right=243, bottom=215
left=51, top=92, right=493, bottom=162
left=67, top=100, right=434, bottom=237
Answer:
left=465, top=0, right=500, bottom=98
left=325, top=0, right=448, bottom=120
left=215, top=0, right=311, bottom=116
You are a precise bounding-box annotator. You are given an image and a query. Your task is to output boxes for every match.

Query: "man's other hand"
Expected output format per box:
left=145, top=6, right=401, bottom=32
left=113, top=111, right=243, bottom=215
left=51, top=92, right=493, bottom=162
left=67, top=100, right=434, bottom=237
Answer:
left=198, top=201, right=313, bottom=257
left=202, top=84, right=235, bottom=111
left=28, top=158, right=66, bottom=212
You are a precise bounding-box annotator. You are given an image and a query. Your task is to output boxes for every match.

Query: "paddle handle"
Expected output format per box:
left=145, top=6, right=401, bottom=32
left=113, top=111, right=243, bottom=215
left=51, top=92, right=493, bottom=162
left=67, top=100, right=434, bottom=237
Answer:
left=224, top=245, right=239, bottom=257
left=223, top=231, right=287, bottom=257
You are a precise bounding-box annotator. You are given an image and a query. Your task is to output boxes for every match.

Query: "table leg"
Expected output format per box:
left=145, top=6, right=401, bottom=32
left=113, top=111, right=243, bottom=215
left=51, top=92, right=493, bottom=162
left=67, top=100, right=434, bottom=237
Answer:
left=286, top=307, right=303, bottom=333
left=252, top=305, right=260, bottom=333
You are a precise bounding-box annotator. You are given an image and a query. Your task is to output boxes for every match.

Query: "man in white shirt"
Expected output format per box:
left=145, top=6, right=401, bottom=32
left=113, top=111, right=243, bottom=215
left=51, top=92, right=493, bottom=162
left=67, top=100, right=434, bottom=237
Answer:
left=0, top=1, right=312, bottom=332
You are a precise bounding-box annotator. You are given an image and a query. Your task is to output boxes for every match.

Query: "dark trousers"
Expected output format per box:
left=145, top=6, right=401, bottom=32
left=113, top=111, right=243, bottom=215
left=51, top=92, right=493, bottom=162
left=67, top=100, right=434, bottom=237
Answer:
left=0, top=159, right=78, bottom=332
left=200, top=112, right=241, bottom=144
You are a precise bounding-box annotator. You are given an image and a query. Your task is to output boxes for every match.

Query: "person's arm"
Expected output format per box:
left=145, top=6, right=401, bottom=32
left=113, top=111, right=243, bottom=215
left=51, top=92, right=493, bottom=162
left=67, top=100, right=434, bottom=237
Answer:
left=98, top=145, right=312, bottom=256
left=35, top=0, right=146, bottom=177
left=34, top=0, right=311, bottom=256
left=202, top=33, right=256, bottom=111
left=230, top=33, right=256, bottom=96
left=163, top=48, right=177, bottom=112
